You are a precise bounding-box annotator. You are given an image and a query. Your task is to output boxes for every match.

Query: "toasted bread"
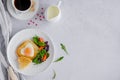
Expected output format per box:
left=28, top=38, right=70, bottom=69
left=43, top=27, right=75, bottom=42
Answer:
left=16, top=40, right=39, bottom=60
left=18, top=56, right=32, bottom=69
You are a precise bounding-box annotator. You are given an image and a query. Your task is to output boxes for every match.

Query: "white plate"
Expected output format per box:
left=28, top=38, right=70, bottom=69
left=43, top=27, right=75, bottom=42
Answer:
left=7, top=29, right=54, bottom=75
left=7, top=0, right=39, bottom=20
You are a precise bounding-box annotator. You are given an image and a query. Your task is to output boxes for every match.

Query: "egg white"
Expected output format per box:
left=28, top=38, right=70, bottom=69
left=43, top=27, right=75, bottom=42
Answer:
left=21, top=43, right=34, bottom=57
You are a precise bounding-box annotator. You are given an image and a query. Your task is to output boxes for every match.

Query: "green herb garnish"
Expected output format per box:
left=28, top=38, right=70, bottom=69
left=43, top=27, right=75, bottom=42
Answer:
left=32, top=54, right=40, bottom=64
left=54, top=56, right=64, bottom=62
left=60, top=43, right=68, bottom=54
left=33, top=36, right=45, bottom=46
left=32, top=49, right=47, bottom=64
left=52, top=69, right=56, bottom=80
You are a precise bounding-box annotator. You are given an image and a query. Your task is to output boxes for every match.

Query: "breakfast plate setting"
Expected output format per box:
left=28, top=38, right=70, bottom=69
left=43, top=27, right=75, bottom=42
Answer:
left=0, top=0, right=65, bottom=79
left=7, top=29, right=54, bottom=75
left=1, top=0, right=120, bottom=80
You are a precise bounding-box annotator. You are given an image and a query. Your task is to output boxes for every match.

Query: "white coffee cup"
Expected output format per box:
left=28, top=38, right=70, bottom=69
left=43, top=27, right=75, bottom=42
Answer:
left=12, top=0, right=32, bottom=14
left=45, top=1, right=62, bottom=22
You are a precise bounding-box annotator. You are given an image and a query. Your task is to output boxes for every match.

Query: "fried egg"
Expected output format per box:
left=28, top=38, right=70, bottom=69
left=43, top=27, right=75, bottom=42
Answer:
left=21, top=43, right=34, bottom=57
left=16, top=40, right=39, bottom=59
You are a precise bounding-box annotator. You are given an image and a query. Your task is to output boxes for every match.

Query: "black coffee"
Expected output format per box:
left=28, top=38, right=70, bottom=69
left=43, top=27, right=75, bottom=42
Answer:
left=14, top=0, right=31, bottom=11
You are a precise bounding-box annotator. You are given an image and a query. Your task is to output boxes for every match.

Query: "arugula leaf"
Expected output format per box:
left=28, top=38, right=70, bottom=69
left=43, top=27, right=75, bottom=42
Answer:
left=32, top=54, right=41, bottom=64
left=40, top=49, right=46, bottom=58
left=32, top=55, right=39, bottom=62
left=46, top=53, right=49, bottom=58
left=33, top=36, right=45, bottom=46
left=52, top=69, right=56, bottom=80
left=38, top=42, right=45, bottom=46
left=32, top=49, right=47, bottom=64
left=33, top=36, right=39, bottom=42
left=54, top=56, right=64, bottom=62
left=60, top=43, right=68, bottom=54
left=33, top=36, right=39, bottom=45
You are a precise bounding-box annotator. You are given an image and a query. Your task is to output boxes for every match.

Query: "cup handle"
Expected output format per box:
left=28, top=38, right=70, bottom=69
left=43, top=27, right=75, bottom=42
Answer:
left=57, top=0, right=62, bottom=7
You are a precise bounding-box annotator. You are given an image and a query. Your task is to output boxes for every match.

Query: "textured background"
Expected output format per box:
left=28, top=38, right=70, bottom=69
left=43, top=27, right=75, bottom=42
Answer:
left=5, top=0, right=120, bottom=80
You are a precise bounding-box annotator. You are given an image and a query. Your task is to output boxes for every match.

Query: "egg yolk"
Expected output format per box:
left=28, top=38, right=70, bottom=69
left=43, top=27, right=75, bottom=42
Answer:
left=24, top=47, right=32, bottom=56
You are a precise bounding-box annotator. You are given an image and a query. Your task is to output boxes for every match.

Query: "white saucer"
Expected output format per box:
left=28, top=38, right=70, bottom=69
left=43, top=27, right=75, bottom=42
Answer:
left=7, top=0, right=39, bottom=20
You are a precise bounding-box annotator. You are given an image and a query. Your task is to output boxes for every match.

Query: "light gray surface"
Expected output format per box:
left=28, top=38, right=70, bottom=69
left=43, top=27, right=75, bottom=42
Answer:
left=8, top=0, right=120, bottom=80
